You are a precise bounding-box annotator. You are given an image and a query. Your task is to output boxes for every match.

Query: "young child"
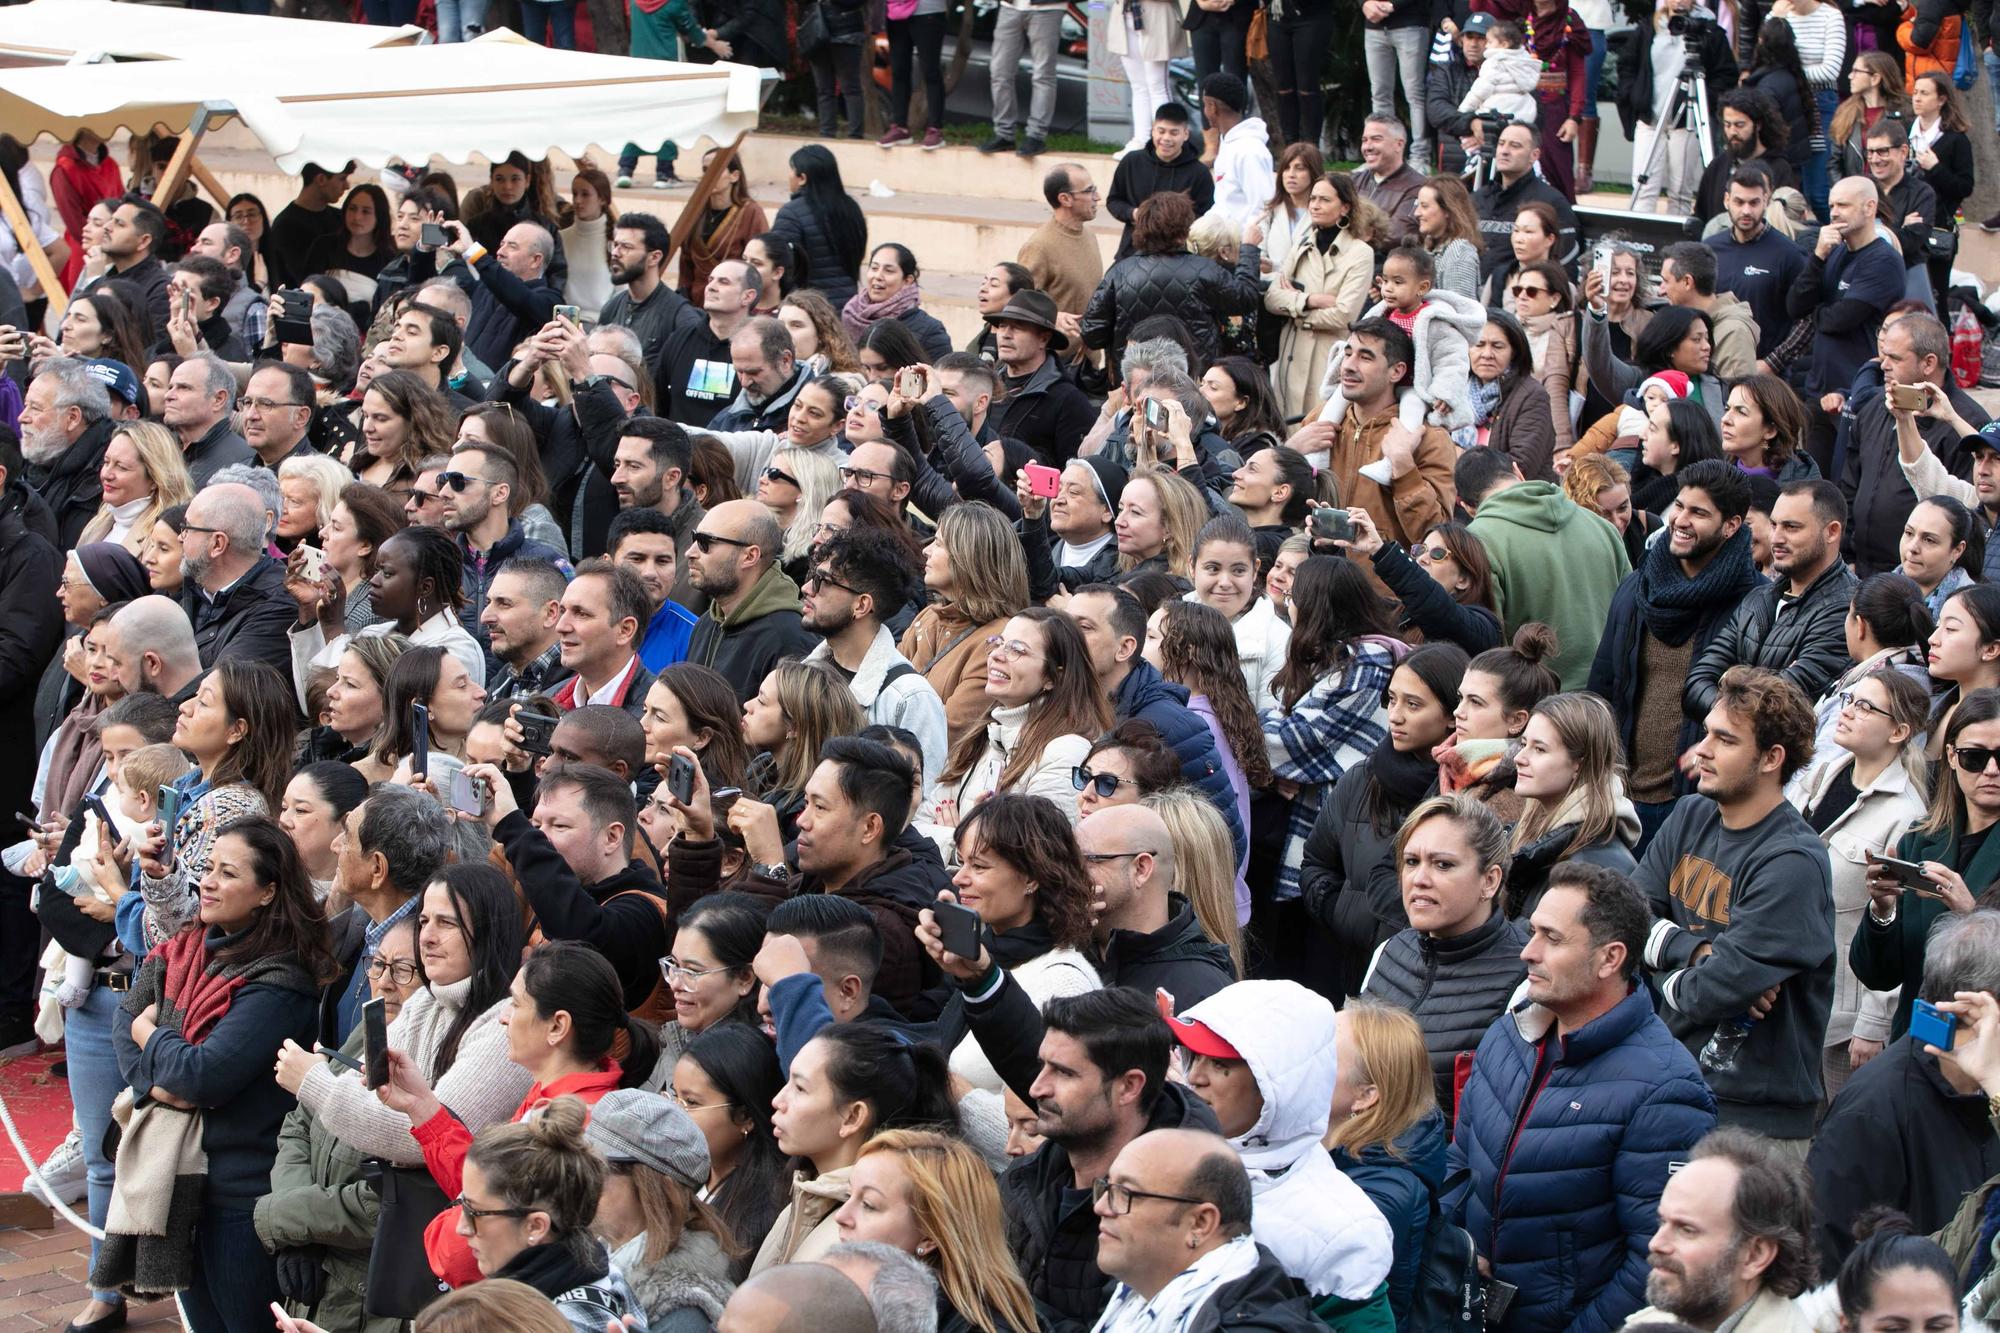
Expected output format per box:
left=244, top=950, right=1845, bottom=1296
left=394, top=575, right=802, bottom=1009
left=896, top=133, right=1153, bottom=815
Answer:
left=1457, top=21, right=1542, bottom=126
left=34, top=744, right=190, bottom=1043
left=1615, top=370, right=1692, bottom=449
left=1312, top=247, right=1490, bottom=441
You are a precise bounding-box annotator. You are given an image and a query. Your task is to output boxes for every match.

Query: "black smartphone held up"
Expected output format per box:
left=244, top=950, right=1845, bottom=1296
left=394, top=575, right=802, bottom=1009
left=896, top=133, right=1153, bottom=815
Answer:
left=515, top=709, right=558, bottom=757
left=666, top=755, right=697, bottom=805
left=274, top=289, right=314, bottom=344
left=419, top=221, right=449, bottom=248
left=1869, top=852, right=1935, bottom=891
left=1142, top=397, right=1167, bottom=432
left=1310, top=507, right=1353, bottom=543
left=410, top=702, right=431, bottom=780
left=362, top=995, right=389, bottom=1090
left=934, top=898, right=983, bottom=960
left=80, top=792, right=114, bottom=832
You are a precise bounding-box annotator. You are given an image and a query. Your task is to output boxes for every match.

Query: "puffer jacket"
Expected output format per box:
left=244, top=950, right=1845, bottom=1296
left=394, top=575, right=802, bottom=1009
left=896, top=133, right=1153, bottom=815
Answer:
left=1331, top=1107, right=1448, bottom=1333
left=1114, top=660, right=1248, bottom=866
left=1446, top=986, right=1719, bottom=1333
left=1684, top=560, right=1859, bottom=721
left=1503, top=820, right=1639, bottom=924
left=750, top=1166, right=853, bottom=1274
left=1177, top=982, right=1396, bottom=1310
left=768, top=196, right=863, bottom=310
left=1363, top=911, right=1529, bottom=1116
left=1080, top=246, right=1262, bottom=368
left=914, top=702, right=1090, bottom=851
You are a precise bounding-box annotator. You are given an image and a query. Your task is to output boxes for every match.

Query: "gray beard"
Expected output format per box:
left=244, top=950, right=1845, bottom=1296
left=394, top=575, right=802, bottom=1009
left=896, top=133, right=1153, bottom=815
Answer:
left=20, top=426, right=68, bottom=468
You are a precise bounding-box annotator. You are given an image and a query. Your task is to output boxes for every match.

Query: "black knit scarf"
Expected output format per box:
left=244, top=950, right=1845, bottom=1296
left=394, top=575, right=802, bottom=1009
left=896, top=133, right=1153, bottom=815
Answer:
left=1634, top=523, right=1762, bottom=647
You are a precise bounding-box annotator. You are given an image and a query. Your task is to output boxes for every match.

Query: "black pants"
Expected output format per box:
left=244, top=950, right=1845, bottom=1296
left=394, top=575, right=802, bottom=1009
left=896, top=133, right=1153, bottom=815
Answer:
left=810, top=40, right=867, bottom=137
left=0, top=868, right=39, bottom=1029
left=1267, top=12, right=1336, bottom=147
left=1191, top=5, right=1255, bottom=102
left=889, top=11, right=949, bottom=131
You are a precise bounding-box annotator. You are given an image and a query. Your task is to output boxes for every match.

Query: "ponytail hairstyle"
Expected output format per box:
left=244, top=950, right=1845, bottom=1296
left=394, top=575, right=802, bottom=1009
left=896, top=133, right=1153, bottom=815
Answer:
left=1369, top=643, right=1469, bottom=832
left=464, top=1095, right=605, bottom=1270
left=675, top=891, right=771, bottom=1030
left=1465, top=623, right=1562, bottom=733
left=1834, top=1209, right=1959, bottom=1326
left=681, top=1024, right=788, bottom=1259
left=810, top=1025, right=960, bottom=1145
left=1849, top=572, right=1934, bottom=655
left=1912, top=496, right=1986, bottom=585
left=418, top=863, right=525, bottom=1081
left=518, top=940, right=661, bottom=1088
left=1247, top=445, right=1316, bottom=528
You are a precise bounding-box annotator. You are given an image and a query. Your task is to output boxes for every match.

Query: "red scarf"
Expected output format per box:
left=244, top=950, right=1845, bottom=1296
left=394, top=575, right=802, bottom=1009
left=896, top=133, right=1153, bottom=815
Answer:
left=156, top=929, right=252, bottom=1046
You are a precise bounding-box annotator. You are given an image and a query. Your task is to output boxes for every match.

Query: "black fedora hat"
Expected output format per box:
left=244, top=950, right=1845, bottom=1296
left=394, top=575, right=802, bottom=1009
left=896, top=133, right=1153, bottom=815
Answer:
left=983, top=289, right=1070, bottom=352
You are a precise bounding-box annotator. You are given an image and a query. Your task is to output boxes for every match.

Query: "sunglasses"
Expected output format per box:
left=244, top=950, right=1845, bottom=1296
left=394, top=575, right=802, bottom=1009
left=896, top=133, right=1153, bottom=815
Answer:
left=435, top=472, right=488, bottom=493
left=1510, top=285, right=1552, bottom=297
left=691, top=531, right=754, bottom=553
left=1414, top=545, right=1452, bottom=562
left=1071, top=766, right=1137, bottom=798
left=843, top=395, right=881, bottom=414
left=1954, top=746, right=2000, bottom=773
left=762, top=466, right=799, bottom=488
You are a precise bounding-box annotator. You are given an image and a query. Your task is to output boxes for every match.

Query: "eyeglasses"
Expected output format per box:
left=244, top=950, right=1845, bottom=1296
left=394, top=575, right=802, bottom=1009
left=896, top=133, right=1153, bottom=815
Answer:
left=1081, top=850, right=1145, bottom=867
left=1072, top=767, right=1138, bottom=798
left=802, top=568, right=857, bottom=595
left=237, top=396, right=307, bottom=412
left=666, top=1089, right=738, bottom=1113
left=436, top=472, right=488, bottom=493
left=365, top=957, right=421, bottom=985
left=690, top=531, right=754, bottom=553
left=838, top=465, right=888, bottom=485
left=1953, top=746, right=2000, bottom=773
left=1090, top=1177, right=1204, bottom=1216
left=1837, top=691, right=1892, bottom=721
left=985, top=635, right=1042, bottom=663
left=843, top=396, right=881, bottom=415
left=1510, top=285, right=1551, bottom=298
left=661, top=957, right=735, bottom=984
left=812, top=521, right=849, bottom=541
left=762, top=466, right=799, bottom=488
left=1864, top=146, right=1902, bottom=158
left=453, top=1196, right=532, bottom=1226
left=179, top=523, right=222, bottom=537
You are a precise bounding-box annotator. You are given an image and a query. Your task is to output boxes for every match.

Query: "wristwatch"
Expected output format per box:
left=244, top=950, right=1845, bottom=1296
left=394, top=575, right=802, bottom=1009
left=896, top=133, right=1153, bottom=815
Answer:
left=750, top=861, right=788, bottom=885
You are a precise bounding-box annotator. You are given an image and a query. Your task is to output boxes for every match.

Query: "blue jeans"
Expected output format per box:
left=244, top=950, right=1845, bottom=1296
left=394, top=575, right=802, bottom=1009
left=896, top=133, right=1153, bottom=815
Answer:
left=1633, top=799, right=1679, bottom=860
left=519, top=0, right=577, bottom=48
left=1580, top=28, right=1607, bottom=119
left=1987, top=50, right=2000, bottom=133
left=433, top=0, right=489, bottom=40
left=1804, top=87, right=1839, bottom=221
left=65, top=984, right=123, bottom=1307
left=179, top=1203, right=282, bottom=1333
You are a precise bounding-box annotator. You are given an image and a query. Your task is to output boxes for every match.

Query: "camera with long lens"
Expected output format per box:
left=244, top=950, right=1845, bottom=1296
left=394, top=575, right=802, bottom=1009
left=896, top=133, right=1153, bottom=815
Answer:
left=1666, top=11, right=1714, bottom=43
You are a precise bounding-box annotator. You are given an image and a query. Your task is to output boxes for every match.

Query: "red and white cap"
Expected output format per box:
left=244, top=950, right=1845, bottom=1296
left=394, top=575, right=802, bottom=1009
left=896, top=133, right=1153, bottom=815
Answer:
left=1155, top=989, right=1242, bottom=1060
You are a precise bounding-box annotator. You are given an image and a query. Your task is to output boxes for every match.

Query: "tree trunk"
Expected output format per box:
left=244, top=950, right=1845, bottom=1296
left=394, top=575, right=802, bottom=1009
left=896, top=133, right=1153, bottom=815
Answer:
left=586, top=0, right=630, bottom=54
left=1968, top=26, right=1998, bottom=224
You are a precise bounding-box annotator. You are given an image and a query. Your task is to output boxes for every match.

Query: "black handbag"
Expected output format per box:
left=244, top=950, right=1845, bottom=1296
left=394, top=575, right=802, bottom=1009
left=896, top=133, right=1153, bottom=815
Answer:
left=360, top=1160, right=452, bottom=1319
left=1927, top=226, right=1959, bottom=262
left=796, top=1, right=831, bottom=56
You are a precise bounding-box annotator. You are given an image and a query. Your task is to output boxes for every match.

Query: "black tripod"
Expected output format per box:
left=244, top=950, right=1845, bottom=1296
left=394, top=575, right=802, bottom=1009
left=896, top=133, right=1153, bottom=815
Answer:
left=1636, top=49, right=1716, bottom=195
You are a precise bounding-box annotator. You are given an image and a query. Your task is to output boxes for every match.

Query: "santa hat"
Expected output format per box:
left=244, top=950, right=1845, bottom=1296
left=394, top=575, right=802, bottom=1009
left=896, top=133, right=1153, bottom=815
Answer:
left=1639, top=371, right=1691, bottom=401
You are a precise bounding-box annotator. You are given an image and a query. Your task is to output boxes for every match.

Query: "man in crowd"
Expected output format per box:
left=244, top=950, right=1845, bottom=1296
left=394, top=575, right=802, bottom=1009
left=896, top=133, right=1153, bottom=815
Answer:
left=756, top=896, right=927, bottom=1064
left=801, top=530, right=949, bottom=785
left=1079, top=805, right=1234, bottom=1008
left=320, top=784, right=449, bottom=1043
left=1789, top=177, right=1905, bottom=475
left=1709, top=164, right=1805, bottom=362
left=1474, top=123, right=1580, bottom=276
left=1895, top=394, right=2000, bottom=584
left=177, top=480, right=293, bottom=675
left=980, top=0, right=1065, bottom=160
left=685, top=500, right=816, bottom=700
left=541, top=705, right=648, bottom=787
left=189, top=220, right=263, bottom=347
left=103, top=596, right=203, bottom=704
left=267, top=161, right=355, bottom=288
left=405, top=455, right=451, bottom=529
left=1809, top=910, right=2000, bottom=1265
left=1686, top=481, right=1856, bottom=716
left=442, top=439, right=571, bottom=650
left=1464, top=448, right=1629, bottom=689
left=599, top=212, right=692, bottom=371
left=839, top=439, right=918, bottom=518
left=1693, top=89, right=1797, bottom=225
left=710, top=317, right=809, bottom=433
left=442, top=220, right=560, bottom=373
left=414, top=279, right=492, bottom=391
left=1354, top=116, right=1426, bottom=243
left=1628, top=1129, right=1818, bottom=1333
left=610, top=417, right=704, bottom=609
left=1657, top=243, right=1758, bottom=381
left=1591, top=461, right=1765, bottom=847
left=1203, top=75, right=1274, bottom=224
left=480, top=556, right=573, bottom=700
left=379, top=300, right=476, bottom=410
left=721, top=1264, right=878, bottom=1333
left=658, top=260, right=761, bottom=427
left=163, top=352, right=255, bottom=487
left=1019, top=164, right=1105, bottom=330
left=607, top=507, right=697, bottom=671
left=986, top=291, right=1095, bottom=465
left=1864, top=120, right=1938, bottom=288
left=85, top=358, right=144, bottom=425
left=1425, top=15, right=1492, bottom=177
left=164, top=258, right=250, bottom=361
left=1451, top=862, right=1717, bottom=1333
left=1639, top=666, right=1834, bottom=1146
left=74, top=198, right=170, bottom=339
left=0, top=429, right=62, bottom=860
left=239, top=363, right=317, bottom=468
left=1105, top=103, right=1215, bottom=261
left=17, top=357, right=116, bottom=549
left=549, top=558, right=656, bottom=715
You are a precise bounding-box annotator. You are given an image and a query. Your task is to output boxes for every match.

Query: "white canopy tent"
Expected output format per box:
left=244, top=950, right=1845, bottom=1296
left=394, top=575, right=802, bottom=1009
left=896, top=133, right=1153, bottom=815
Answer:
left=0, top=0, right=426, bottom=68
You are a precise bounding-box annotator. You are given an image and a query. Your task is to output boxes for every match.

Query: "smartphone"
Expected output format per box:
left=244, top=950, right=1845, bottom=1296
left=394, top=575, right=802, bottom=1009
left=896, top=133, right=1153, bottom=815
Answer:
left=934, top=898, right=983, bottom=959
left=1485, top=1279, right=1520, bottom=1327
left=895, top=366, right=925, bottom=400
left=1310, top=507, right=1353, bottom=543
left=1869, top=852, right=1934, bottom=890
left=157, top=784, right=181, bottom=833
left=712, top=786, right=743, bottom=816
left=1022, top=462, right=1061, bottom=498
left=274, top=289, right=314, bottom=344
left=1592, top=244, right=1612, bottom=289
left=666, top=754, right=697, bottom=805
left=1142, top=397, right=1168, bottom=431
left=80, top=792, right=114, bottom=832
left=419, top=221, right=449, bottom=248
left=410, top=702, right=430, bottom=780
left=1889, top=383, right=1929, bottom=413
left=1911, top=996, right=1959, bottom=1050
left=448, top=768, right=488, bottom=819
left=362, top=995, right=389, bottom=1090
left=554, top=303, right=581, bottom=324
left=515, top=709, right=558, bottom=758
left=295, top=543, right=328, bottom=583
left=321, top=1046, right=363, bottom=1074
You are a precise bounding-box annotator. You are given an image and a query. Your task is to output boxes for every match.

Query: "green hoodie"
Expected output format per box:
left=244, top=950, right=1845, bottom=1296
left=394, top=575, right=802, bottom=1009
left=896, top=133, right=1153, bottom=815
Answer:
left=687, top=562, right=816, bottom=697
left=1467, top=481, right=1630, bottom=691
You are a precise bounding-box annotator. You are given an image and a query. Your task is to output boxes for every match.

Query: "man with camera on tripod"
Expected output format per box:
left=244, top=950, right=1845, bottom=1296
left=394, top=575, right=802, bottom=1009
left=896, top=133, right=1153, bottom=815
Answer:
left=1616, top=0, right=1737, bottom=216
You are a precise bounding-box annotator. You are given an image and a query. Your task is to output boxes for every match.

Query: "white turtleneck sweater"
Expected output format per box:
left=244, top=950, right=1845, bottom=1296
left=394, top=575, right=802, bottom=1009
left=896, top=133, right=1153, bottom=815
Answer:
left=104, top=494, right=154, bottom=549
left=561, top=212, right=614, bottom=314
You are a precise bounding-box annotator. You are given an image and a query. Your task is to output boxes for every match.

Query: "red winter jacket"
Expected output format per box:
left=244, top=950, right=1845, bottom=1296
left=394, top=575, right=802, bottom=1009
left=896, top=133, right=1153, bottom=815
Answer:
left=50, top=145, right=122, bottom=291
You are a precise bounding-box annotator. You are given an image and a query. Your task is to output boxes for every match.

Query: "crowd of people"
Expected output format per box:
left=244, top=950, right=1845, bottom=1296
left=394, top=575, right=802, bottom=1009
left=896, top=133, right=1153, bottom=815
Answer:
left=0, top=9, right=1996, bottom=1330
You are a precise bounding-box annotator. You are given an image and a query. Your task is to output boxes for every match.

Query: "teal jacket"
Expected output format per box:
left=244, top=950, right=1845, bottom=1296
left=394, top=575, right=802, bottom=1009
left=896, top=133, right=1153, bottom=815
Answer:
left=1466, top=482, right=1630, bottom=690
left=1849, top=820, right=2000, bottom=1039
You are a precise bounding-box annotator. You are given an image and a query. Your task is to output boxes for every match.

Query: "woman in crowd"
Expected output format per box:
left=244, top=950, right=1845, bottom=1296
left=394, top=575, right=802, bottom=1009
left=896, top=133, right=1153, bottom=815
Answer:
left=41, top=550, right=144, bottom=744
left=304, top=635, right=409, bottom=775
left=1828, top=51, right=1910, bottom=182
left=1265, top=173, right=1378, bottom=425
left=1362, top=794, right=1527, bottom=1110
left=1153, top=598, right=1273, bottom=882
left=1439, top=625, right=1562, bottom=825
left=1851, top=687, right=2000, bottom=1041
left=373, top=646, right=487, bottom=780
left=675, top=1023, right=788, bottom=1277
left=451, top=1098, right=647, bottom=1328
left=1510, top=258, right=1579, bottom=458
left=1721, top=373, right=1818, bottom=480
left=833, top=1130, right=1040, bottom=1333
left=1910, top=72, right=1973, bottom=309
left=918, top=606, right=1109, bottom=835
left=412, top=1280, right=575, bottom=1333
left=140, top=503, right=187, bottom=596
left=346, top=369, right=453, bottom=494
left=1838, top=1220, right=1964, bottom=1333
left=758, top=1026, right=959, bottom=1272
left=1582, top=300, right=1726, bottom=438
left=276, top=760, right=368, bottom=903
left=306, top=184, right=396, bottom=314
left=1413, top=176, right=1484, bottom=301
left=133, top=660, right=295, bottom=950
left=1259, top=145, right=1326, bottom=277
left=664, top=894, right=766, bottom=1064
left=1923, top=585, right=2000, bottom=743
left=1630, top=397, right=1725, bottom=517
left=559, top=166, right=615, bottom=314
left=879, top=0, right=950, bottom=151
left=1082, top=192, right=1261, bottom=368
left=1324, top=1000, right=1446, bottom=1330
left=1768, top=0, right=1844, bottom=216
left=1505, top=692, right=1639, bottom=918
left=680, top=151, right=767, bottom=305
left=1803, top=572, right=1932, bottom=768
left=1187, top=516, right=1291, bottom=710
left=856, top=319, right=929, bottom=386
left=642, top=664, right=756, bottom=794
left=1484, top=202, right=1564, bottom=314
left=1746, top=21, right=1816, bottom=194
left=1202, top=359, right=1288, bottom=455
left=1115, top=467, right=1206, bottom=584
left=744, top=233, right=799, bottom=312
left=758, top=447, right=842, bottom=586
left=275, top=454, right=354, bottom=556
left=292, top=525, right=483, bottom=702
left=779, top=291, right=861, bottom=376
left=1226, top=444, right=1317, bottom=575
left=1263, top=535, right=1310, bottom=624
left=77, top=421, right=192, bottom=557
left=223, top=194, right=273, bottom=288
left=58, top=291, right=148, bottom=370
left=1900, top=496, right=1983, bottom=616
left=1563, top=454, right=1660, bottom=570
left=1467, top=313, right=1559, bottom=484
left=901, top=502, right=1028, bottom=744
left=1300, top=640, right=1462, bottom=1004
left=583, top=1089, right=740, bottom=1329
left=1072, top=721, right=1182, bottom=820
left=1578, top=246, right=1651, bottom=419
left=459, top=404, right=563, bottom=549
left=743, top=662, right=864, bottom=844
left=841, top=243, right=952, bottom=362
left=109, top=816, right=330, bottom=1333
left=1792, top=670, right=1929, bottom=1097
left=1340, top=511, right=1503, bottom=655
left=1146, top=785, right=1250, bottom=970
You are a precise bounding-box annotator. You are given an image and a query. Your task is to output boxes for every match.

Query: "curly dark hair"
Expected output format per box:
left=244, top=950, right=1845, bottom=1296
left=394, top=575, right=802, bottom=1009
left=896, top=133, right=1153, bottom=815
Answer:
left=955, top=793, right=1097, bottom=952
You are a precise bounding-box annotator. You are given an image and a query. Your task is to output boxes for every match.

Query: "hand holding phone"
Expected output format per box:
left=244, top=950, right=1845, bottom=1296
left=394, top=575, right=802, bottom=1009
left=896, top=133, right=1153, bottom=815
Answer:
left=1911, top=996, right=1959, bottom=1051
left=666, top=754, right=698, bottom=806
left=419, top=221, right=449, bottom=248
left=933, top=897, right=983, bottom=960
left=362, top=996, right=389, bottom=1090
left=895, top=366, right=927, bottom=401
left=410, top=702, right=431, bottom=780
left=1023, top=462, right=1061, bottom=498
left=448, top=768, right=489, bottom=819
left=1310, top=506, right=1353, bottom=543
left=515, top=709, right=558, bottom=758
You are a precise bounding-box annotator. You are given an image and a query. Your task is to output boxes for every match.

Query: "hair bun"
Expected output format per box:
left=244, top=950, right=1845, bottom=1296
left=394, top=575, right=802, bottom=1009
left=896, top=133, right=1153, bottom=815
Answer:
left=1512, top=622, right=1560, bottom=664
left=1848, top=1206, right=1918, bottom=1244
left=524, top=1094, right=590, bottom=1149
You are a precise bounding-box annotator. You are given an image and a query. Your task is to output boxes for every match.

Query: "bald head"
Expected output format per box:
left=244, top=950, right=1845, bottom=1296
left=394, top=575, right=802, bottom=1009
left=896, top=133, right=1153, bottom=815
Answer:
left=1096, top=1130, right=1253, bottom=1299
left=108, top=595, right=200, bottom=694
left=498, top=222, right=554, bottom=280
left=1827, top=177, right=1880, bottom=243
left=713, top=499, right=783, bottom=563
left=1077, top=804, right=1176, bottom=933
left=417, top=281, right=471, bottom=325
left=720, top=1264, right=878, bottom=1333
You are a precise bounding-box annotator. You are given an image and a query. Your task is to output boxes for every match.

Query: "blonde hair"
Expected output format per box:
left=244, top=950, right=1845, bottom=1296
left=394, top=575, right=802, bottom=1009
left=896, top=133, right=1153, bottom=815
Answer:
left=1186, top=211, right=1240, bottom=262
left=933, top=502, right=1029, bottom=627
left=1324, top=1001, right=1436, bottom=1157
left=758, top=660, right=866, bottom=806
left=1143, top=787, right=1244, bottom=978
left=1119, top=467, right=1207, bottom=578
left=413, top=1280, right=573, bottom=1333
left=858, top=1131, right=1039, bottom=1333
left=278, top=453, right=357, bottom=534
left=768, top=447, right=842, bottom=566
left=78, top=421, right=194, bottom=553
left=609, top=1154, right=743, bottom=1268
left=1509, top=693, right=1628, bottom=868
left=119, top=743, right=192, bottom=800
left=1559, top=453, right=1630, bottom=521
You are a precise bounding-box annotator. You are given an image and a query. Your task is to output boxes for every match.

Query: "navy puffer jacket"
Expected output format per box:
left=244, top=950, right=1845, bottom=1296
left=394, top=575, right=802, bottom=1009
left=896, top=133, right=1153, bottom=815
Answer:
left=1445, top=986, right=1717, bottom=1333
left=1332, top=1106, right=1447, bottom=1332
left=1112, top=660, right=1248, bottom=866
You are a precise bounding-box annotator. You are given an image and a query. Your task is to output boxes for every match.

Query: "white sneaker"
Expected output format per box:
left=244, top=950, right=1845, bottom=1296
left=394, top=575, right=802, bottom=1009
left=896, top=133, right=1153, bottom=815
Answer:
left=22, top=1128, right=86, bottom=1206
left=615, top=174, right=634, bottom=188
